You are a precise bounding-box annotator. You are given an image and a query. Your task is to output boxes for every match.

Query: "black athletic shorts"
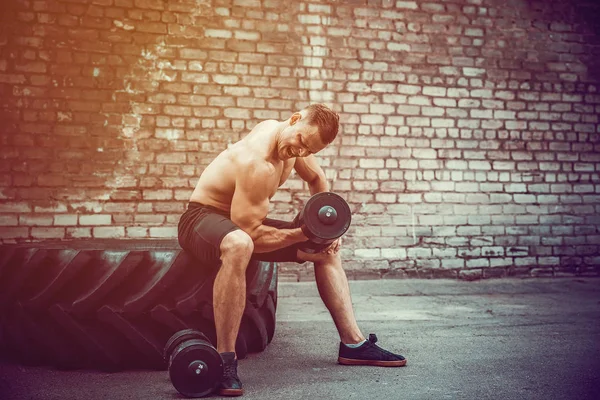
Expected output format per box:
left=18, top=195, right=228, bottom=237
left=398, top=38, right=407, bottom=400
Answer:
left=177, top=202, right=329, bottom=267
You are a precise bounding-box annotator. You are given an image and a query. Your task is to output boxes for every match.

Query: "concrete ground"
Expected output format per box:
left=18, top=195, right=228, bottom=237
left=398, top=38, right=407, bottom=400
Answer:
left=1, top=278, right=600, bottom=400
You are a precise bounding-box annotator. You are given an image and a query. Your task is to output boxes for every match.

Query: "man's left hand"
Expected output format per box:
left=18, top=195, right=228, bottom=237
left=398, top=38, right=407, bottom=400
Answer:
left=322, top=237, right=342, bottom=255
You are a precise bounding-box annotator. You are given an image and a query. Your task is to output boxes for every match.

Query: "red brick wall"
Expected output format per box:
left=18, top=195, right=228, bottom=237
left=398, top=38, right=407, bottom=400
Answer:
left=1, top=0, right=599, bottom=279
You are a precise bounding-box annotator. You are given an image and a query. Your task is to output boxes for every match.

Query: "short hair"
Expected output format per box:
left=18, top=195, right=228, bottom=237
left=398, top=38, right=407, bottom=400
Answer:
left=304, top=103, right=339, bottom=145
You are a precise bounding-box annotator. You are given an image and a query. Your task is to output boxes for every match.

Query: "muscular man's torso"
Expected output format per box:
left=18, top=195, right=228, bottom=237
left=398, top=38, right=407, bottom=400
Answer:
left=189, top=120, right=294, bottom=212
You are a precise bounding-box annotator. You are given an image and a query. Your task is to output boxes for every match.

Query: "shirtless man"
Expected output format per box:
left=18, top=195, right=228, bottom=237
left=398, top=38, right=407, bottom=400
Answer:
left=178, top=104, right=406, bottom=396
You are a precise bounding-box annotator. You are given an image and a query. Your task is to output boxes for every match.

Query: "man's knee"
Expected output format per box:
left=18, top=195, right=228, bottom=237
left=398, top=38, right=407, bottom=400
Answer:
left=220, top=229, right=254, bottom=260
left=316, top=251, right=341, bottom=265
left=298, top=249, right=340, bottom=264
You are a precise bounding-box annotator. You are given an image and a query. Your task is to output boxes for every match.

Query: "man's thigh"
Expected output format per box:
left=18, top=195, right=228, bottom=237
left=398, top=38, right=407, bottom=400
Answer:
left=178, top=205, right=240, bottom=266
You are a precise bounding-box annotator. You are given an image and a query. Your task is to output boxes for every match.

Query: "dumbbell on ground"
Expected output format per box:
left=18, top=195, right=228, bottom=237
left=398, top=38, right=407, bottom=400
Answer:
left=164, top=329, right=223, bottom=398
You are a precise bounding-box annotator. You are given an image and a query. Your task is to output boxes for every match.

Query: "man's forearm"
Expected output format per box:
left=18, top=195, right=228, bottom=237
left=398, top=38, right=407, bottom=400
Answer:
left=252, top=225, right=307, bottom=253
left=251, top=177, right=329, bottom=252
left=308, top=176, right=329, bottom=195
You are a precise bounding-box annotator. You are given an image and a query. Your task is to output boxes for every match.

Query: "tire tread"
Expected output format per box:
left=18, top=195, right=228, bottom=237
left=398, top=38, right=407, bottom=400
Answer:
left=0, top=243, right=278, bottom=370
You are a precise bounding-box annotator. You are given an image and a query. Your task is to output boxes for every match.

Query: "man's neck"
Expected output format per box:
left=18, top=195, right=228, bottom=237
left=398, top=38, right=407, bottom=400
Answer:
left=266, top=121, right=287, bottom=163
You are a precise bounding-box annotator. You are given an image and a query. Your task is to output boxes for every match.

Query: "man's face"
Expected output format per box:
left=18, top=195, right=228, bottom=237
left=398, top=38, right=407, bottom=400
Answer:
left=279, top=112, right=328, bottom=160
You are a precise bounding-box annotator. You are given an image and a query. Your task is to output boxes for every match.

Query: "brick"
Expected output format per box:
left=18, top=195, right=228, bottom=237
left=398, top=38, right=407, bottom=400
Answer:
left=79, top=214, right=112, bottom=225
left=93, top=227, right=125, bottom=238
left=136, top=21, right=167, bottom=34
left=149, top=227, right=177, bottom=238
left=181, top=72, right=209, bottom=83
left=0, top=1, right=597, bottom=275
left=179, top=49, right=208, bottom=60
left=205, top=29, right=232, bottom=39
left=395, top=1, right=418, bottom=9
left=397, top=193, right=422, bottom=203
left=0, top=202, right=32, bottom=213
left=455, top=182, right=479, bottom=192
left=446, top=160, right=468, bottom=170
left=355, top=249, right=381, bottom=259
left=407, top=248, right=432, bottom=258
left=407, top=117, right=431, bottom=126
left=381, top=248, right=407, bottom=259
left=17, top=215, right=52, bottom=226
left=224, top=108, right=251, bottom=119
left=467, top=258, right=490, bottom=268
left=31, top=228, right=65, bottom=239
left=64, top=227, right=91, bottom=239
left=370, top=104, right=395, bottom=114
left=442, top=259, right=465, bottom=269
left=0, top=215, right=18, bottom=225
left=471, top=109, right=493, bottom=119
left=125, top=227, right=147, bottom=238
left=135, top=214, right=165, bottom=225
left=408, top=96, right=431, bottom=106
left=143, top=190, right=173, bottom=200
left=463, top=67, right=485, bottom=77
left=134, top=0, right=164, bottom=10
left=396, top=105, right=420, bottom=115
left=0, top=227, right=29, bottom=239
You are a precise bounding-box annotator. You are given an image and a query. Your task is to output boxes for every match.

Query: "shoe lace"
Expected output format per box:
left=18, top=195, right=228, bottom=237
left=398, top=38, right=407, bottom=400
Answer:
left=366, top=333, right=400, bottom=359
left=223, top=360, right=238, bottom=378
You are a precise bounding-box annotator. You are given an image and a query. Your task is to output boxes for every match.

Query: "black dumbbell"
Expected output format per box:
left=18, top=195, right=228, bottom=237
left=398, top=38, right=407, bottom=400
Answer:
left=298, top=192, right=351, bottom=253
left=164, top=329, right=223, bottom=398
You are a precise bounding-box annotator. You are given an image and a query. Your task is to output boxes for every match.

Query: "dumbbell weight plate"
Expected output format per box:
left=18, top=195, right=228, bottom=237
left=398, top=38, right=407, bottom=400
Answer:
left=300, top=192, right=351, bottom=243
left=164, top=329, right=208, bottom=363
left=169, top=339, right=223, bottom=398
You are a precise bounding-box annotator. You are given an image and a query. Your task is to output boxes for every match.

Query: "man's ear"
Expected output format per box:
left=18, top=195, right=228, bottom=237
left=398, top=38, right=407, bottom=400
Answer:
left=289, top=112, right=302, bottom=125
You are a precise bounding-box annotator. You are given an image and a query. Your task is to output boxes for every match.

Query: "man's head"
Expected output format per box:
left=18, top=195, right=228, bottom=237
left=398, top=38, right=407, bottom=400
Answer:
left=277, top=103, right=340, bottom=160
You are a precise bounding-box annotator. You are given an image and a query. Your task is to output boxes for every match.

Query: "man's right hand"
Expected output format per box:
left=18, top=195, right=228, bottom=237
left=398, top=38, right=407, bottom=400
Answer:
left=299, top=224, right=311, bottom=241
left=297, top=226, right=311, bottom=242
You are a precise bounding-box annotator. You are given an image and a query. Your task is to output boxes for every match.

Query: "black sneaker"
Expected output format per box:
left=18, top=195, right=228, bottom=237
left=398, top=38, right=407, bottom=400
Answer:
left=218, top=352, right=243, bottom=396
left=338, top=334, right=407, bottom=367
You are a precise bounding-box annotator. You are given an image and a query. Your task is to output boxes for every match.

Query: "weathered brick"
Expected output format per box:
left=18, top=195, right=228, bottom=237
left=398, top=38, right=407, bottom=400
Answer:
left=93, top=227, right=125, bottom=238
left=31, top=227, right=65, bottom=239
left=0, top=0, right=597, bottom=280
left=395, top=1, right=418, bottom=9
left=355, top=248, right=381, bottom=259
left=149, top=227, right=177, bottom=238
left=79, top=214, right=112, bottom=225
left=134, top=0, right=164, bottom=10
left=443, top=259, right=466, bottom=269
left=19, top=215, right=53, bottom=226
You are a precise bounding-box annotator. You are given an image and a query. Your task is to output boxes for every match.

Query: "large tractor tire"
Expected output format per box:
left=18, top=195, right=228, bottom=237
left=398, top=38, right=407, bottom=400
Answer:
left=0, top=240, right=278, bottom=371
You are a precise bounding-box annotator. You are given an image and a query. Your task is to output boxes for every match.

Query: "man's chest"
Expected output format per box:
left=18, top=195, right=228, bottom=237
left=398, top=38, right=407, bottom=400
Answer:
left=279, top=159, right=295, bottom=186
left=267, top=159, right=295, bottom=198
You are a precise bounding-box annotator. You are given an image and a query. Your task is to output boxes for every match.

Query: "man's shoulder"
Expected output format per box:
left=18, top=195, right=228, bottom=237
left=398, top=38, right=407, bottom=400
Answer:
left=256, top=119, right=279, bottom=128
left=248, top=119, right=279, bottom=135
left=235, top=152, right=275, bottom=176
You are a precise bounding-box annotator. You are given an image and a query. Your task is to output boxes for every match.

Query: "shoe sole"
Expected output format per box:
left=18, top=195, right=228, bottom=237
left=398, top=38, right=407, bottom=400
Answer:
left=218, top=388, right=244, bottom=396
left=338, top=357, right=407, bottom=367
